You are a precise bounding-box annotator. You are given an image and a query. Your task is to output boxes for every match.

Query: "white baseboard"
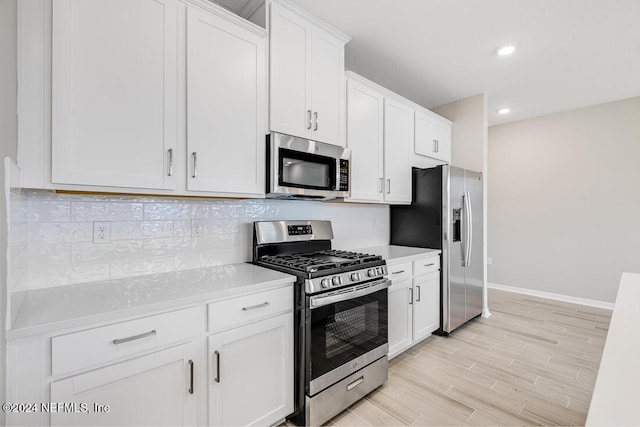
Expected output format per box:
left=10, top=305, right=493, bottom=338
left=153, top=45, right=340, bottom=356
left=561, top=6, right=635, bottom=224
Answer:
left=488, top=282, right=615, bottom=310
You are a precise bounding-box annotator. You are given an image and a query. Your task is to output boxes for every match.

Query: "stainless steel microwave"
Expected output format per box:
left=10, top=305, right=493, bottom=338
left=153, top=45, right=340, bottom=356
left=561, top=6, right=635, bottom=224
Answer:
left=267, top=133, right=351, bottom=200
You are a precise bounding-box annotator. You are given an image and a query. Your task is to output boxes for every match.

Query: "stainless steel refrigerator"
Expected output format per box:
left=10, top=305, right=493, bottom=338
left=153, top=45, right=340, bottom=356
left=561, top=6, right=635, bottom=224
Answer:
left=390, top=165, right=483, bottom=334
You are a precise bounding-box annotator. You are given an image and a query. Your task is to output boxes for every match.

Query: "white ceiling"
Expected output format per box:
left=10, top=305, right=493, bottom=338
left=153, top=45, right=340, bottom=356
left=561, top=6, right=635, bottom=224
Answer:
left=283, top=0, right=640, bottom=126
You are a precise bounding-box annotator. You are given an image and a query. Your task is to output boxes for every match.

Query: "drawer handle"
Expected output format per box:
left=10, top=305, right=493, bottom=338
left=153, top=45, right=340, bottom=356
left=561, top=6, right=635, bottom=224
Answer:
left=188, top=360, right=194, bottom=394
left=424, top=263, right=435, bottom=267
left=347, top=376, right=364, bottom=391
left=214, top=351, right=221, bottom=383
left=416, top=285, right=421, bottom=302
left=242, top=302, right=270, bottom=311
left=112, top=329, right=157, bottom=345
left=391, top=270, right=405, bottom=275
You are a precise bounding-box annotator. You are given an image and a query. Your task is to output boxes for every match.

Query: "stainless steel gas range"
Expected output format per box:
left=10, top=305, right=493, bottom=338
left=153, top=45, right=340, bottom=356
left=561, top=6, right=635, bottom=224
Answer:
left=253, top=220, right=389, bottom=426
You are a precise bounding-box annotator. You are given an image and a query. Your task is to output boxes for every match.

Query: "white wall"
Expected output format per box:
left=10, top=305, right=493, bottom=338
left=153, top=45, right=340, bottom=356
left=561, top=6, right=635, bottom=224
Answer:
left=0, top=0, right=18, bottom=419
left=488, top=97, right=640, bottom=303
left=15, top=191, right=389, bottom=291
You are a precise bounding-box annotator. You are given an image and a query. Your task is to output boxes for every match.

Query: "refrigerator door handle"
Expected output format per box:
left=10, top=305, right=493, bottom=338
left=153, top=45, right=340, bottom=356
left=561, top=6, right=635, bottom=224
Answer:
left=464, top=190, right=473, bottom=267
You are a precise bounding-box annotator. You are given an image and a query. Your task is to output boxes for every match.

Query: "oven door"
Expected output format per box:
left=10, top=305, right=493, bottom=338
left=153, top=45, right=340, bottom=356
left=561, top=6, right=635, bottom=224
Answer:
left=306, top=278, right=389, bottom=396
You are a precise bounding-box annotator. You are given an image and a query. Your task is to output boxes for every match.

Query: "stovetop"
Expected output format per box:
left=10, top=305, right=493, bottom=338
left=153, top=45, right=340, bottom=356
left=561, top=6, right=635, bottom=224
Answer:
left=257, top=249, right=383, bottom=274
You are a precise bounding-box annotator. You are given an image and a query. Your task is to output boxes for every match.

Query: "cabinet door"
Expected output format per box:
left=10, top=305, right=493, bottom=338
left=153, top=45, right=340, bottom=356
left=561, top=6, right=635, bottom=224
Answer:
left=310, top=26, right=345, bottom=146
left=388, top=278, right=413, bottom=358
left=269, top=1, right=311, bottom=139
left=50, top=343, right=197, bottom=426
left=51, top=0, right=177, bottom=190
left=345, top=78, right=384, bottom=202
left=209, top=314, right=293, bottom=427
left=383, top=97, right=413, bottom=204
left=414, top=111, right=451, bottom=163
left=413, top=271, right=440, bottom=341
left=186, top=7, right=266, bottom=195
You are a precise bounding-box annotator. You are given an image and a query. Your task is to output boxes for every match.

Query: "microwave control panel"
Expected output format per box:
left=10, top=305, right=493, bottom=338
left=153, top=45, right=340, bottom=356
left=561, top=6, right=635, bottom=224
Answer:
left=339, top=159, right=349, bottom=191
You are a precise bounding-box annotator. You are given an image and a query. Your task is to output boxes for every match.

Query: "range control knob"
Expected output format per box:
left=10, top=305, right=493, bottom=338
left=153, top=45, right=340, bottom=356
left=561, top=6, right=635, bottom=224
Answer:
left=367, top=269, right=376, bottom=278
left=332, top=276, right=343, bottom=286
left=350, top=272, right=361, bottom=282
left=321, top=278, right=331, bottom=289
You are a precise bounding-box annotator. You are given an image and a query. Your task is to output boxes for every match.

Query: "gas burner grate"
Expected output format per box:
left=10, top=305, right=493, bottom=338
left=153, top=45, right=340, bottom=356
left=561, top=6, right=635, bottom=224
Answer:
left=258, top=250, right=383, bottom=273
left=315, top=250, right=382, bottom=263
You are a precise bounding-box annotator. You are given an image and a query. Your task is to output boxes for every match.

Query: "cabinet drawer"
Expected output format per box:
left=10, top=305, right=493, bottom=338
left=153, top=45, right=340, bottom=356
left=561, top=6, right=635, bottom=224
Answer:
left=52, top=307, right=198, bottom=377
left=208, top=286, right=292, bottom=332
left=413, top=256, right=440, bottom=276
left=387, top=261, right=412, bottom=282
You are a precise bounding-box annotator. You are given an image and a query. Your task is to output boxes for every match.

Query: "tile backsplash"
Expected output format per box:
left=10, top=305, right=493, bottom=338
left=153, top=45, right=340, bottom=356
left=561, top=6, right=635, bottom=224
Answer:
left=8, top=188, right=28, bottom=323
left=20, top=190, right=390, bottom=290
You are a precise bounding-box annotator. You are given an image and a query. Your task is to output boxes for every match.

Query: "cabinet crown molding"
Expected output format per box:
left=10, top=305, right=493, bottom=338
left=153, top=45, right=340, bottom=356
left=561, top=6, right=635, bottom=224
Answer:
left=268, top=0, right=350, bottom=42
left=346, top=70, right=452, bottom=125
left=183, top=0, right=267, bottom=36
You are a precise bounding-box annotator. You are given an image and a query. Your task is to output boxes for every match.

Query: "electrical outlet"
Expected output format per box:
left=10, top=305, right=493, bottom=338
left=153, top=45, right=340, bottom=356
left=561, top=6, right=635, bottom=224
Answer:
left=93, top=222, right=111, bottom=243
left=487, top=257, right=493, bottom=266
left=191, top=220, right=203, bottom=238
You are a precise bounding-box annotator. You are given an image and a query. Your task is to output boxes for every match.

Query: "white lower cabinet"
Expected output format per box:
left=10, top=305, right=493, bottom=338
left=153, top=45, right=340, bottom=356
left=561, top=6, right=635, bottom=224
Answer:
left=413, top=271, right=440, bottom=342
left=6, top=283, right=295, bottom=427
left=387, top=277, right=413, bottom=356
left=387, top=254, right=441, bottom=358
left=208, top=313, right=293, bottom=426
left=50, top=343, right=198, bottom=427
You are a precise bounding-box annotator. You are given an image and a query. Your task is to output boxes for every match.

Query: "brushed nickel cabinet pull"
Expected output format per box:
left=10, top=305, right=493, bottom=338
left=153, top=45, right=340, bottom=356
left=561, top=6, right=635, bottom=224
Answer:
left=167, top=148, right=173, bottom=176
left=409, top=288, right=413, bottom=305
left=386, top=179, right=391, bottom=194
left=192, top=152, right=198, bottom=178
left=112, top=329, right=157, bottom=345
left=314, top=112, right=319, bottom=131
left=242, top=301, right=270, bottom=311
left=416, top=285, right=421, bottom=302
left=307, top=110, right=312, bottom=130
left=379, top=178, right=384, bottom=193
left=214, top=351, right=220, bottom=383
left=188, top=360, right=194, bottom=394
left=391, top=270, right=405, bottom=275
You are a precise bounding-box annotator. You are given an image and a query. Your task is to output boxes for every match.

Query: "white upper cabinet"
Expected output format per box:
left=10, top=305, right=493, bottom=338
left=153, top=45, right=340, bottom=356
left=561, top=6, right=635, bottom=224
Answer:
left=414, top=109, right=452, bottom=165
left=383, top=96, right=413, bottom=204
left=269, top=0, right=349, bottom=146
left=346, top=73, right=411, bottom=205
left=20, top=0, right=267, bottom=197
left=345, top=77, right=385, bottom=202
left=51, top=0, right=177, bottom=190
left=268, top=2, right=310, bottom=139
left=310, top=26, right=345, bottom=144
left=186, top=6, right=266, bottom=195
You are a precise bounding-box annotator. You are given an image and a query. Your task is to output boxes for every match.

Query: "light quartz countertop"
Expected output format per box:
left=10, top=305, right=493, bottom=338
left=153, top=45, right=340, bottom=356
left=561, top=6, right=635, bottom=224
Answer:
left=9, top=263, right=295, bottom=339
left=355, top=245, right=441, bottom=264
left=586, top=272, right=638, bottom=426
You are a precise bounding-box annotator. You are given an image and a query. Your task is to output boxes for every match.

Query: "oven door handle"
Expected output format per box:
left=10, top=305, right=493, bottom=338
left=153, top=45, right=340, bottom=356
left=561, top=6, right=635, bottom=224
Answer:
left=309, top=279, right=390, bottom=309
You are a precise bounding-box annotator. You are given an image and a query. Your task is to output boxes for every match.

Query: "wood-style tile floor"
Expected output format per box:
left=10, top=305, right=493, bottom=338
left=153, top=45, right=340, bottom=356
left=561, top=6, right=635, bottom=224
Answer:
left=327, top=289, right=612, bottom=426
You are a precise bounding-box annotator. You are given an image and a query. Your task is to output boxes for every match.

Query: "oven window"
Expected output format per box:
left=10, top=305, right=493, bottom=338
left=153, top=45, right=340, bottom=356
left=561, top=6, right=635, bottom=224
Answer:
left=279, top=148, right=336, bottom=190
left=308, top=288, right=388, bottom=381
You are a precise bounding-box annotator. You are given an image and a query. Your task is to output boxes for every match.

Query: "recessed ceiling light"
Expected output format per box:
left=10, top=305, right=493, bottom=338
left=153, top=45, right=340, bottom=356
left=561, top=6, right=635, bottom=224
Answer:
left=497, top=108, right=511, bottom=115
left=495, top=44, right=517, bottom=56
